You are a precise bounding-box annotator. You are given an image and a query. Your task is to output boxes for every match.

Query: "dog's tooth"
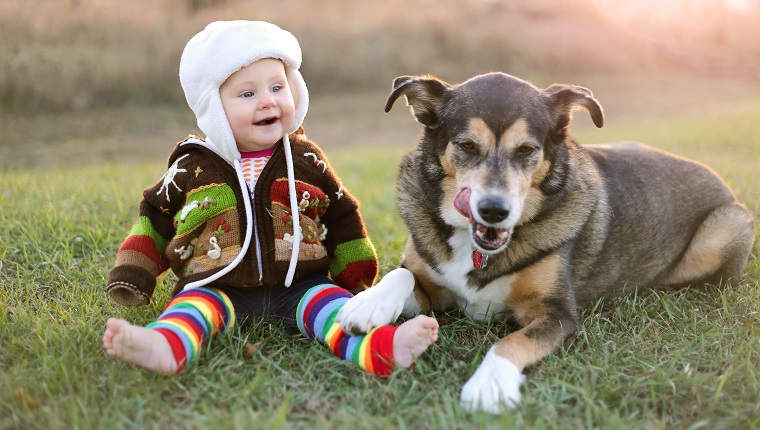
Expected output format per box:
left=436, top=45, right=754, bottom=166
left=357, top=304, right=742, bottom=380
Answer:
left=475, top=230, right=485, bottom=238
left=498, top=230, right=509, bottom=239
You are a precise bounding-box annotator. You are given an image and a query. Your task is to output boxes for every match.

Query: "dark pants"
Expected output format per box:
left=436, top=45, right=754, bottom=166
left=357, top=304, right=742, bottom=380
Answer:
left=217, top=274, right=335, bottom=332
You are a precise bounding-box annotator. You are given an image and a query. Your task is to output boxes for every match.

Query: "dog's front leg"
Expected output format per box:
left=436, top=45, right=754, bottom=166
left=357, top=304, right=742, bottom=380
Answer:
left=460, top=307, right=578, bottom=413
left=336, top=268, right=418, bottom=335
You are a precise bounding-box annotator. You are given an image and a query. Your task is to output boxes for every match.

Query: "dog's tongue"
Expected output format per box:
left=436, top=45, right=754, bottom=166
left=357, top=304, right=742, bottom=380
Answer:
left=454, top=187, right=473, bottom=222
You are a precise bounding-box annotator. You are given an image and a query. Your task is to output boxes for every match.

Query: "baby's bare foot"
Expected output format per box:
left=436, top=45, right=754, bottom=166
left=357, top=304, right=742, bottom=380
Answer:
left=393, top=315, right=439, bottom=368
left=102, top=318, right=178, bottom=374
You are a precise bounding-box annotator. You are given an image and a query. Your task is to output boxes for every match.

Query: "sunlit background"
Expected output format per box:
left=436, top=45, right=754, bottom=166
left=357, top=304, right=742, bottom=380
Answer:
left=1, top=0, right=758, bottom=167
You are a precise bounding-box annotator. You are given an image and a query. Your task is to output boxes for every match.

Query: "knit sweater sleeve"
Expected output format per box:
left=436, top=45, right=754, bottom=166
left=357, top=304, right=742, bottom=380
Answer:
left=106, top=149, right=191, bottom=306
left=303, top=142, right=379, bottom=292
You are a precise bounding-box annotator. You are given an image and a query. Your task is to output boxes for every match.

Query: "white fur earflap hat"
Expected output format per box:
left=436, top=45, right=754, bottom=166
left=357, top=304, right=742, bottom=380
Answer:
left=179, top=20, right=310, bottom=163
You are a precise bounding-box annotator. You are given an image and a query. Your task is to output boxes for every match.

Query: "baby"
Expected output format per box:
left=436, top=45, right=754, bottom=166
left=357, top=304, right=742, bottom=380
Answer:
left=103, top=21, right=438, bottom=376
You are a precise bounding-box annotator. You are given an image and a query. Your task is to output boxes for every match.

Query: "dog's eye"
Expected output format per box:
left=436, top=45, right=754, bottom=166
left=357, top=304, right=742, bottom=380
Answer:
left=516, top=144, right=538, bottom=156
left=455, top=141, right=477, bottom=151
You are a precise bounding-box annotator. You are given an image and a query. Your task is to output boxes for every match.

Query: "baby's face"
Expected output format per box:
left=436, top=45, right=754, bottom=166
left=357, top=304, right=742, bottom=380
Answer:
left=220, top=58, right=296, bottom=152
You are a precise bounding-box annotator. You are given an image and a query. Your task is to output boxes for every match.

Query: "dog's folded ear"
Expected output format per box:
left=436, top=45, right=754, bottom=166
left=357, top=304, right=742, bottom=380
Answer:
left=545, top=84, right=604, bottom=130
left=385, top=75, right=449, bottom=128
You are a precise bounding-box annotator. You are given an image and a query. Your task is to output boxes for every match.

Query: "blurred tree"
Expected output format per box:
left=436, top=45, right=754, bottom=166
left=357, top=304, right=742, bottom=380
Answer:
left=187, top=0, right=226, bottom=13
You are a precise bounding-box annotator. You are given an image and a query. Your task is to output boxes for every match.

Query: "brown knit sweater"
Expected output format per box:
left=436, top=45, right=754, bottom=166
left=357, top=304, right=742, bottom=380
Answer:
left=107, top=133, right=378, bottom=306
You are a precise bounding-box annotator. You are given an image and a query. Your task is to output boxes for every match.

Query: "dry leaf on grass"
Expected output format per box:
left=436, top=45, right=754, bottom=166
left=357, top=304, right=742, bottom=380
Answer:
left=244, top=341, right=263, bottom=359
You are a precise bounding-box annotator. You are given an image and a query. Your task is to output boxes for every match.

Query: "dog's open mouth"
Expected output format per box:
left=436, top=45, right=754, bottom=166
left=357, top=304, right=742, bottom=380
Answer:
left=472, top=222, right=510, bottom=251
left=455, top=187, right=511, bottom=252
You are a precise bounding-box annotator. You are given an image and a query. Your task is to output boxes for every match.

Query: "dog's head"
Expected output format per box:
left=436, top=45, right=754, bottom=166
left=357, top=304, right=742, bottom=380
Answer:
left=386, top=73, right=603, bottom=254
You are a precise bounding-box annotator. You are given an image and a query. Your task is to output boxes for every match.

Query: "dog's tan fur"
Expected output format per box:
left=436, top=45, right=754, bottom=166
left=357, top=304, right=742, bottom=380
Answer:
left=404, top=242, right=457, bottom=312
left=338, top=72, right=755, bottom=412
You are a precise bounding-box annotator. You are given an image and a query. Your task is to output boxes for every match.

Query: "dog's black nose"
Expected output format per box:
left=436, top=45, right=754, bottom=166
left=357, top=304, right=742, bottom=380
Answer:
left=477, top=196, right=509, bottom=223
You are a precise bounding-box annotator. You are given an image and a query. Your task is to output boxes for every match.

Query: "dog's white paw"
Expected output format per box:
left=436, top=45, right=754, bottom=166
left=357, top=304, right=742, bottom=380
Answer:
left=337, top=268, right=415, bottom=335
left=460, top=347, right=526, bottom=414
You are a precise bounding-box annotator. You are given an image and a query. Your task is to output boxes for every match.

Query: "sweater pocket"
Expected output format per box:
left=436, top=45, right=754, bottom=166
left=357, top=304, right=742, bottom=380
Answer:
left=166, top=183, right=242, bottom=277
left=270, top=178, right=329, bottom=262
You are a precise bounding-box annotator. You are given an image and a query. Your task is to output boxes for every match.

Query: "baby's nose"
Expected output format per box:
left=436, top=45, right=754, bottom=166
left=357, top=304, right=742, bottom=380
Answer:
left=259, top=94, right=276, bottom=108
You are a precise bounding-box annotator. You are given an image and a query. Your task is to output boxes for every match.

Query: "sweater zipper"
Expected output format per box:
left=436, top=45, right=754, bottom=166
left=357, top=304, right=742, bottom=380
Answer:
left=248, top=183, right=264, bottom=282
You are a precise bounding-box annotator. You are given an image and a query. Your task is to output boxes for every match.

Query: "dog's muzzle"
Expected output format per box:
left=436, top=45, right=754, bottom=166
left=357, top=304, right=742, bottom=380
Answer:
left=454, top=187, right=511, bottom=252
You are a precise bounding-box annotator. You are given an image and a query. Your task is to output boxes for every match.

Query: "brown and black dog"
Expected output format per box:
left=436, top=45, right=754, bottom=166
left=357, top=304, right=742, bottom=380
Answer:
left=337, top=73, right=755, bottom=413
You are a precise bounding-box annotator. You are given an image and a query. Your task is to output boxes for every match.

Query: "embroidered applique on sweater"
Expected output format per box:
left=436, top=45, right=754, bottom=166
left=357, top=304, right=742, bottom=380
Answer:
left=107, top=134, right=378, bottom=306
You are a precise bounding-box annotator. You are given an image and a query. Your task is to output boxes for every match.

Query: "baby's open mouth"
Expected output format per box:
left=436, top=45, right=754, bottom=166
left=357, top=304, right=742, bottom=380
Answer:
left=255, top=117, right=278, bottom=126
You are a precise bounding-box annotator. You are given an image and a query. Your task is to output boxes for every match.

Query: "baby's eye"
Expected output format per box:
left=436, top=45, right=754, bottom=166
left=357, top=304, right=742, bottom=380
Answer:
left=272, top=85, right=282, bottom=93
left=241, top=91, right=254, bottom=98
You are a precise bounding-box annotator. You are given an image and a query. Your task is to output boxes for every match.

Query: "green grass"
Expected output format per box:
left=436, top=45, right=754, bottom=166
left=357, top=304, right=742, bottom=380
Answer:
left=1, top=105, right=759, bottom=429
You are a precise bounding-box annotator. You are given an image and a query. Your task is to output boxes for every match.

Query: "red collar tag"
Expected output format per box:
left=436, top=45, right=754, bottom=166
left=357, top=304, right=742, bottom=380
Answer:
left=472, top=249, right=488, bottom=270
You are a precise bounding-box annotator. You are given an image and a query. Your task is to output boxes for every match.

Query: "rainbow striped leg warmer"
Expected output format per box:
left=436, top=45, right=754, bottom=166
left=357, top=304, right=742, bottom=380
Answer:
left=146, top=287, right=235, bottom=373
left=296, top=284, right=398, bottom=377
